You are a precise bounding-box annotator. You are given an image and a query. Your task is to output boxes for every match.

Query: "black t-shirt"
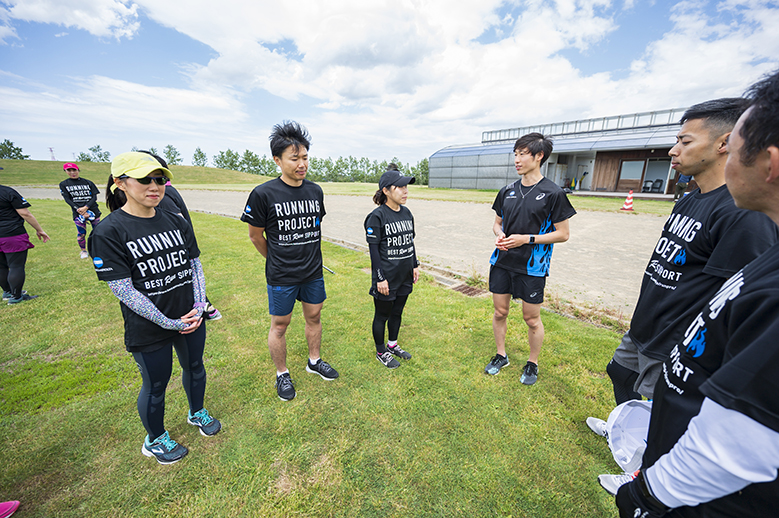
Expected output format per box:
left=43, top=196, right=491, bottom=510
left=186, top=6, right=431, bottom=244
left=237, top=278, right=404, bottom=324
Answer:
left=87, top=209, right=200, bottom=353
left=629, top=185, right=779, bottom=360
left=0, top=185, right=31, bottom=238
left=644, top=243, right=779, bottom=517
left=59, top=178, right=101, bottom=219
left=491, top=177, right=576, bottom=276
left=157, top=185, right=192, bottom=228
left=364, top=204, right=416, bottom=291
left=240, top=178, right=326, bottom=285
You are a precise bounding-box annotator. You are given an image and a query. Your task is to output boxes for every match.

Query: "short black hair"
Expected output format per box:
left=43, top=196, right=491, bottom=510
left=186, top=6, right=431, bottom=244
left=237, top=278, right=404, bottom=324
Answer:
left=679, top=98, right=749, bottom=139
left=513, top=132, right=553, bottom=166
left=269, top=120, right=310, bottom=158
left=739, top=69, right=779, bottom=166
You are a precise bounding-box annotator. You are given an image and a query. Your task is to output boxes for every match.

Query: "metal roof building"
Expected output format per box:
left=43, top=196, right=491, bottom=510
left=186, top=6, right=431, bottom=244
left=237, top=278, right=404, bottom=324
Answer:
left=430, top=108, right=688, bottom=194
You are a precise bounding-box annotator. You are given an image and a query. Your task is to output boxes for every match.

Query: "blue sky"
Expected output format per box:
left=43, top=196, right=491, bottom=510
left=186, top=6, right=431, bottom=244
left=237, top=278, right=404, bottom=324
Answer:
left=1, top=0, right=778, bottom=166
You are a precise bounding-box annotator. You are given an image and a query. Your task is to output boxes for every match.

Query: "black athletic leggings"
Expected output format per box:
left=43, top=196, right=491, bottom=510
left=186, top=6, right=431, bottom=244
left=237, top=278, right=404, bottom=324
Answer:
left=372, top=295, right=408, bottom=354
left=131, top=322, right=207, bottom=441
left=0, top=250, right=27, bottom=298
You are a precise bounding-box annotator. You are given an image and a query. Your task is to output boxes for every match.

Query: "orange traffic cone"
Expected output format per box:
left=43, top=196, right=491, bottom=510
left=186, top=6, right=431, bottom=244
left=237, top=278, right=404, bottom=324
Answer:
left=620, top=190, right=634, bottom=211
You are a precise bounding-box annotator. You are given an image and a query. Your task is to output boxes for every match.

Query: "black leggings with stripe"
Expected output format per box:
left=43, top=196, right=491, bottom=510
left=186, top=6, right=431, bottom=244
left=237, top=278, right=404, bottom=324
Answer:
left=131, top=322, right=206, bottom=441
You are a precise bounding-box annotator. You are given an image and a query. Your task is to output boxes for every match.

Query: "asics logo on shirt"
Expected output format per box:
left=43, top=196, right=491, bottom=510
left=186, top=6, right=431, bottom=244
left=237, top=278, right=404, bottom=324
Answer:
left=536, top=193, right=545, bottom=200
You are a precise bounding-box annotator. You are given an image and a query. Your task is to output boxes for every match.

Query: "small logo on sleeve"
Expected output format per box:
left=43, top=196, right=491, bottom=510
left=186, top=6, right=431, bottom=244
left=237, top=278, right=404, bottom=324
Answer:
left=367, top=227, right=374, bottom=235
left=93, top=257, right=104, bottom=268
left=244, top=205, right=252, bottom=213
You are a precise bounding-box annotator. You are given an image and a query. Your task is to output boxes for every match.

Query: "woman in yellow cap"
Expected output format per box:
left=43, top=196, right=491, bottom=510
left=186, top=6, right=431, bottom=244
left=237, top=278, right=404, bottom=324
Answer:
left=88, top=152, right=220, bottom=464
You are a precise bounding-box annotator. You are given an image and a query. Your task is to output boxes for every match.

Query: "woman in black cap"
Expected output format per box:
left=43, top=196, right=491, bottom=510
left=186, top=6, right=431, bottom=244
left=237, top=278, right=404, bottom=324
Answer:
left=364, top=164, right=419, bottom=369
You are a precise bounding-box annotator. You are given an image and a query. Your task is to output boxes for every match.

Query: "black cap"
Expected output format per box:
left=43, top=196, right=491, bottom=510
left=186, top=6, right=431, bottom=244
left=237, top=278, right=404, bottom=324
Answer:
left=379, top=170, right=416, bottom=190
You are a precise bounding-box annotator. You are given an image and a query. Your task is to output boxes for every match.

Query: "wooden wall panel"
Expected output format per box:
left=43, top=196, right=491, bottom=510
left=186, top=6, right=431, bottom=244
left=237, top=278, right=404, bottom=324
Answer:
left=591, top=148, right=671, bottom=192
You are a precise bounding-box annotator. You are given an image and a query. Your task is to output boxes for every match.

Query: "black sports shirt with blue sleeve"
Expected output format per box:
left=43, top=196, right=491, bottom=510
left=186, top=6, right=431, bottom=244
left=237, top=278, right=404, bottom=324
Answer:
left=490, top=177, right=576, bottom=277
left=241, top=178, right=326, bottom=286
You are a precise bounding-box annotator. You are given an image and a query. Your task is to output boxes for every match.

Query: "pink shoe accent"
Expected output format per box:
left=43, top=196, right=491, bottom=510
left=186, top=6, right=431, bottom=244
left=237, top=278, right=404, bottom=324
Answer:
left=0, top=500, right=20, bottom=518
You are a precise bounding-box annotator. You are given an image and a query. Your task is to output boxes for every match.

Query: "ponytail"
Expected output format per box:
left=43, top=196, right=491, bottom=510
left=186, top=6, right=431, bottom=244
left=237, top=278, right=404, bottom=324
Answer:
left=373, top=189, right=387, bottom=206
left=105, top=174, right=127, bottom=212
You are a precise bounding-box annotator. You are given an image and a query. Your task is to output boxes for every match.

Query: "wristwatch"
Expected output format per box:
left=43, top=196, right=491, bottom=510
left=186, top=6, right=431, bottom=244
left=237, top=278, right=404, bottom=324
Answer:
left=529, top=235, right=535, bottom=244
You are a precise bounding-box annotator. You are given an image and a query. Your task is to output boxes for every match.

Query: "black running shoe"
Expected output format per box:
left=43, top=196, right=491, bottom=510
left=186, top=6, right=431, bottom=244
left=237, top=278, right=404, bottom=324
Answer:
left=388, top=344, right=412, bottom=360
left=376, top=351, right=400, bottom=369
left=306, top=360, right=339, bottom=380
left=520, top=361, right=539, bottom=385
left=484, top=354, right=509, bottom=375
left=276, top=373, right=296, bottom=401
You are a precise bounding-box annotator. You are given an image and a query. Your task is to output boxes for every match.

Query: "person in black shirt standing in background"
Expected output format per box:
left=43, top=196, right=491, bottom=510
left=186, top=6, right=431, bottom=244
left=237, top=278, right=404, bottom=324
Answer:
left=59, top=163, right=100, bottom=259
left=242, top=121, right=338, bottom=402
left=0, top=185, right=49, bottom=304
left=139, top=150, right=221, bottom=321
left=364, top=164, right=419, bottom=369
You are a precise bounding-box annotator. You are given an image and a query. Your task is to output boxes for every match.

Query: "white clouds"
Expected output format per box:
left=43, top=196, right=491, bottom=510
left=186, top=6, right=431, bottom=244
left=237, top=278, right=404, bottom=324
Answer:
left=0, top=73, right=257, bottom=161
left=1, top=0, right=778, bottom=163
left=4, top=0, right=139, bottom=39
left=0, top=5, right=19, bottom=44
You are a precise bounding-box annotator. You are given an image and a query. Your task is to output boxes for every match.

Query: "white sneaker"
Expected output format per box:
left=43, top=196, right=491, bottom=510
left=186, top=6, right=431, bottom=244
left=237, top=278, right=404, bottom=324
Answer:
left=586, top=416, right=608, bottom=437
left=80, top=250, right=89, bottom=259
left=598, top=472, right=637, bottom=496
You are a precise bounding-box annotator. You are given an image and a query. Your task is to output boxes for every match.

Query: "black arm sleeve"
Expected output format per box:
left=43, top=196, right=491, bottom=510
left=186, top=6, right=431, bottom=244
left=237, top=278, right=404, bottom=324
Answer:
left=369, top=242, right=385, bottom=282
left=60, top=184, right=78, bottom=208
left=86, top=181, right=98, bottom=207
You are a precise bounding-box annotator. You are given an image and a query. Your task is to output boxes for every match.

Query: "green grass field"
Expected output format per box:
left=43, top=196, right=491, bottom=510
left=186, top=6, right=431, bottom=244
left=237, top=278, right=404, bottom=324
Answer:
left=1, top=158, right=674, bottom=215
left=0, top=199, right=623, bottom=517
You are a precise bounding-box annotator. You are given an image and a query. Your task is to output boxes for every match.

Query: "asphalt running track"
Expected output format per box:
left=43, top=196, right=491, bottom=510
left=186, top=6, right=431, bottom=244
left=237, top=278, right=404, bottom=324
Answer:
left=14, top=186, right=666, bottom=316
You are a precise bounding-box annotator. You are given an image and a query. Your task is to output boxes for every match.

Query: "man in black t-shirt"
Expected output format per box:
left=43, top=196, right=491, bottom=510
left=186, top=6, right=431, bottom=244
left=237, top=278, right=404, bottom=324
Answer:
left=485, top=132, right=576, bottom=385
left=241, top=121, right=338, bottom=401
left=59, top=163, right=101, bottom=259
left=587, top=99, right=779, bottom=426
left=607, top=69, right=779, bottom=518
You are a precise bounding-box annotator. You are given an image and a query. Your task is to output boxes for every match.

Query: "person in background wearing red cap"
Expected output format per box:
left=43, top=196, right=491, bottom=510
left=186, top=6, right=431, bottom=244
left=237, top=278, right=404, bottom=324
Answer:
left=59, top=163, right=101, bottom=259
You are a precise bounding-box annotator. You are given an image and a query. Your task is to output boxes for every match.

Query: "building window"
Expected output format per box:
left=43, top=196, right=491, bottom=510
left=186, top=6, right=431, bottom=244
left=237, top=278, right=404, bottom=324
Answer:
left=619, top=160, right=645, bottom=180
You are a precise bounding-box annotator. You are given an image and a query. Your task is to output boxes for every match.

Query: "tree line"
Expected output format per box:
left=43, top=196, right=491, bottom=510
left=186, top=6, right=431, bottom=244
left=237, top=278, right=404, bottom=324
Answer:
left=1, top=140, right=430, bottom=185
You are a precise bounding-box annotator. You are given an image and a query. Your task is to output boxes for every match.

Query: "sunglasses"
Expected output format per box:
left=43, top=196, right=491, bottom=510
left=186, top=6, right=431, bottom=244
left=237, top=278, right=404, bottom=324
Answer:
left=119, top=175, right=168, bottom=185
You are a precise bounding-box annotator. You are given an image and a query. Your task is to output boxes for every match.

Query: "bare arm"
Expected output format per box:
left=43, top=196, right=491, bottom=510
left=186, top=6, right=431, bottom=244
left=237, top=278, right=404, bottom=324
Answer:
left=497, top=218, right=570, bottom=250
left=248, top=225, right=268, bottom=258
left=16, top=208, right=50, bottom=242
left=493, top=215, right=506, bottom=248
